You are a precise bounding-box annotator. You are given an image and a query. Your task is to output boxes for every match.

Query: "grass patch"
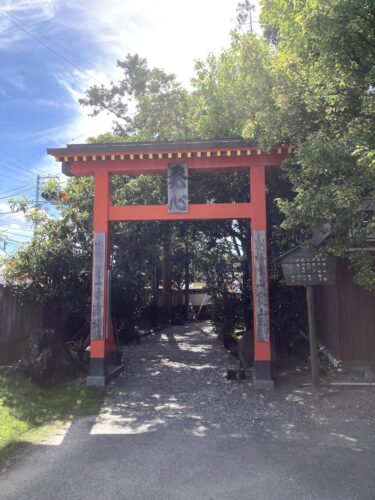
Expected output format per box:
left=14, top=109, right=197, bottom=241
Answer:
left=0, top=375, right=104, bottom=464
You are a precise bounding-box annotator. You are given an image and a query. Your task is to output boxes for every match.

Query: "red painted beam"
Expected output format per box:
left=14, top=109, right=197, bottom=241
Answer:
left=93, top=171, right=110, bottom=232
left=69, top=153, right=287, bottom=176
left=109, top=203, right=252, bottom=221
left=250, top=165, right=267, bottom=230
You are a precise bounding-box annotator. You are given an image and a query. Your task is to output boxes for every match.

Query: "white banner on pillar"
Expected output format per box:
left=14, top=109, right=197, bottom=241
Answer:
left=91, top=232, right=106, bottom=340
left=253, top=229, right=270, bottom=342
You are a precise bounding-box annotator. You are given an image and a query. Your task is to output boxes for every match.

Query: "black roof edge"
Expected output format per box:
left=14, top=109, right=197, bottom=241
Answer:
left=47, top=138, right=259, bottom=156
left=273, top=246, right=300, bottom=263
left=273, top=233, right=333, bottom=264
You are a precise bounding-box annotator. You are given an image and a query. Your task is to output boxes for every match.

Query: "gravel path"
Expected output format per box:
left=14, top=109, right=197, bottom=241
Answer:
left=1, top=321, right=375, bottom=500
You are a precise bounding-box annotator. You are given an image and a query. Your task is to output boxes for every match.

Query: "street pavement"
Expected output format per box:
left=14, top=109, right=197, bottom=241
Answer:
left=1, top=322, right=374, bottom=500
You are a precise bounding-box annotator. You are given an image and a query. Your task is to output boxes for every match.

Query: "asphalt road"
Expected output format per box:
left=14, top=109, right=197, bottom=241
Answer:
left=1, top=322, right=375, bottom=500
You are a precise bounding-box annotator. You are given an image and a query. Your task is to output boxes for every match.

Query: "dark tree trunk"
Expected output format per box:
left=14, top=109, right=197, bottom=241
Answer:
left=151, top=264, right=159, bottom=327
left=184, top=249, right=190, bottom=320
left=162, top=228, right=172, bottom=323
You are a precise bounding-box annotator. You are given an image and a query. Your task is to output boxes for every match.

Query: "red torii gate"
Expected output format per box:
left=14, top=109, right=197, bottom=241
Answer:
left=48, top=139, right=290, bottom=389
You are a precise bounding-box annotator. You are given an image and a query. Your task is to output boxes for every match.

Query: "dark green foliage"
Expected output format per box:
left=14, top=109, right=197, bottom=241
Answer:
left=192, top=0, right=375, bottom=288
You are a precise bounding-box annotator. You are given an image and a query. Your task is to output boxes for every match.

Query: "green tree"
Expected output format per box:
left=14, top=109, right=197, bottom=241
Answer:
left=6, top=177, right=94, bottom=317
left=80, top=54, right=194, bottom=141
left=191, top=0, right=375, bottom=288
left=257, top=0, right=375, bottom=288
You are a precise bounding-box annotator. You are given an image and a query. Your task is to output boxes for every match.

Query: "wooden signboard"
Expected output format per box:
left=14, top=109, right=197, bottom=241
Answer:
left=168, top=163, right=188, bottom=214
left=280, top=247, right=337, bottom=286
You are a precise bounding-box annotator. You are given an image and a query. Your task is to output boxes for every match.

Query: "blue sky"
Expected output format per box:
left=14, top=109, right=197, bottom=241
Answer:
left=0, top=0, right=259, bottom=252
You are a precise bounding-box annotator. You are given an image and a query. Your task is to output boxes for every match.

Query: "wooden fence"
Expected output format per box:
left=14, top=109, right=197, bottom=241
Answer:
left=0, top=286, right=67, bottom=364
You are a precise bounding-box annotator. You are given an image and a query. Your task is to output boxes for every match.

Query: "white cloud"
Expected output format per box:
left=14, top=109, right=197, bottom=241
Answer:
left=3, top=70, right=113, bottom=147
left=0, top=70, right=26, bottom=91
left=31, top=153, right=61, bottom=177
left=1, top=0, right=260, bottom=168
left=53, top=0, right=251, bottom=86
left=0, top=0, right=59, bottom=48
left=46, top=0, right=257, bottom=146
left=54, top=69, right=117, bottom=141
left=0, top=0, right=57, bottom=17
left=2, top=0, right=257, bottom=83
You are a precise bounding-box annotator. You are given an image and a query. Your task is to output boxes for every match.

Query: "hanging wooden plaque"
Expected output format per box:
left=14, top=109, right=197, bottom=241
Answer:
left=168, top=163, right=188, bottom=213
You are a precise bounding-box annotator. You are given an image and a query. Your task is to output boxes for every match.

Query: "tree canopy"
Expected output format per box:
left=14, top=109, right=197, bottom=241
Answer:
left=191, top=0, right=375, bottom=288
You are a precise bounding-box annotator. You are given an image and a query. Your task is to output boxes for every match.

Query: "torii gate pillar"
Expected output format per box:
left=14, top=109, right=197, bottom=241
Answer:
left=250, top=165, right=273, bottom=389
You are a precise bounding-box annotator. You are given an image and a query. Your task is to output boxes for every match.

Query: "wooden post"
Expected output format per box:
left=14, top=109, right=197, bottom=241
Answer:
left=306, top=285, right=320, bottom=387
left=250, top=165, right=273, bottom=389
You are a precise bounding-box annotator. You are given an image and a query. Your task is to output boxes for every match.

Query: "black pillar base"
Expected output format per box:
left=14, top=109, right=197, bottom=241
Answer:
left=253, top=360, right=274, bottom=390
left=86, top=357, right=124, bottom=387
left=86, top=357, right=108, bottom=387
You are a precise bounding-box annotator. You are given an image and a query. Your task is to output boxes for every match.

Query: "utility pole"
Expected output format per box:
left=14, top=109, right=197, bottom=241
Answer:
left=34, top=174, right=41, bottom=236
left=34, top=173, right=56, bottom=232
left=35, top=174, right=40, bottom=209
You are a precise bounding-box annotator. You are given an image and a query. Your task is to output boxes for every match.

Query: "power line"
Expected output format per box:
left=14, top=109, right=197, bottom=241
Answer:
left=0, top=9, right=110, bottom=88
left=0, top=185, right=34, bottom=200
left=0, top=156, right=65, bottom=191
left=0, top=230, right=33, bottom=238
left=0, top=169, right=62, bottom=199
left=0, top=9, right=118, bottom=82
left=4, top=238, right=27, bottom=245
left=2, top=235, right=33, bottom=240
left=0, top=160, right=37, bottom=179
left=2, top=225, right=33, bottom=232
left=0, top=182, right=34, bottom=197
left=0, top=157, right=39, bottom=180
left=0, top=152, right=40, bottom=177
left=0, top=150, right=60, bottom=179
left=0, top=189, right=36, bottom=201
left=0, top=166, right=36, bottom=183
left=0, top=170, right=36, bottom=183
left=0, top=234, right=28, bottom=242
left=0, top=201, right=49, bottom=215
left=0, top=223, right=34, bottom=230
left=0, top=148, right=64, bottom=169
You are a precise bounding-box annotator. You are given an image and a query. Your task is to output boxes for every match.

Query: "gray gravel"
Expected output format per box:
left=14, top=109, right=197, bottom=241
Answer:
left=1, top=321, right=375, bottom=500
